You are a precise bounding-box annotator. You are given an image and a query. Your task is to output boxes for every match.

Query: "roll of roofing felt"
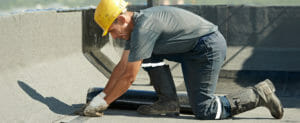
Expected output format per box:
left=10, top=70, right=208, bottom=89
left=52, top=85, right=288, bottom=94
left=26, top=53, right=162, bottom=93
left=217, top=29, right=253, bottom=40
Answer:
left=86, top=87, right=192, bottom=113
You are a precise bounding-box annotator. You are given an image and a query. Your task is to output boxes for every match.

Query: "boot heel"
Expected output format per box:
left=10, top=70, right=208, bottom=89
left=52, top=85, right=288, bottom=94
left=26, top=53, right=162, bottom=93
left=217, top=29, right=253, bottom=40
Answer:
left=166, top=112, right=180, bottom=117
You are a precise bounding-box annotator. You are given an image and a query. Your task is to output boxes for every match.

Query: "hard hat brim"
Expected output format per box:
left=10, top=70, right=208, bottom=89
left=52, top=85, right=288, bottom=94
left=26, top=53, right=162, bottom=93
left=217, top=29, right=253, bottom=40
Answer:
left=102, top=30, right=109, bottom=37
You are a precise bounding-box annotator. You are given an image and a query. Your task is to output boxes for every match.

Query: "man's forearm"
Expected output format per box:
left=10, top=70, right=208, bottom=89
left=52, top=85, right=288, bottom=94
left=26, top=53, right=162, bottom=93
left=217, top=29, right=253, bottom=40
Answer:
left=103, top=50, right=129, bottom=95
left=103, top=63, right=126, bottom=95
left=103, top=60, right=142, bottom=104
left=104, top=73, right=134, bottom=104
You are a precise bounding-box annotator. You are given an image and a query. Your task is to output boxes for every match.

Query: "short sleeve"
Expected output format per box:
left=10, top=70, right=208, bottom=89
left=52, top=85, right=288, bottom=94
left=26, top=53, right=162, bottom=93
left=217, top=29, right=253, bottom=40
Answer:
left=128, top=28, right=160, bottom=62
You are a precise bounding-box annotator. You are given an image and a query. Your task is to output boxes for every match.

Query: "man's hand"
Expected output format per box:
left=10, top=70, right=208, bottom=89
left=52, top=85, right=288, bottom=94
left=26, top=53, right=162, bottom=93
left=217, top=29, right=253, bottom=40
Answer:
left=73, top=103, right=104, bottom=117
left=83, top=92, right=109, bottom=117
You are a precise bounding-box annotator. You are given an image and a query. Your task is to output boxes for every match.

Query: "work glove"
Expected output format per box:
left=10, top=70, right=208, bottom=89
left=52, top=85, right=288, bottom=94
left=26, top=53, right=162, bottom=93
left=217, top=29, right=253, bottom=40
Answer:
left=73, top=92, right=108, bottom=117
left=84, top=92, right=108, bottom=117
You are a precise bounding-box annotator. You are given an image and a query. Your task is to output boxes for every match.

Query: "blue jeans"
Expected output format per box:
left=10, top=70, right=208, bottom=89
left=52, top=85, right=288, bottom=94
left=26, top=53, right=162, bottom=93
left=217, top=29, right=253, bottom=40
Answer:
left=143, top=31, right=231, bottom=119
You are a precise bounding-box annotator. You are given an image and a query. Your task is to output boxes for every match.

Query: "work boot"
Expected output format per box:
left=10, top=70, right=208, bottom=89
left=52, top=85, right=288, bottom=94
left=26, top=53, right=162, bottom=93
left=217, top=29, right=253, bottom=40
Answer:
left=137, top=65, right=180, bottom=116
left=226, top=79, right=284, bottom=119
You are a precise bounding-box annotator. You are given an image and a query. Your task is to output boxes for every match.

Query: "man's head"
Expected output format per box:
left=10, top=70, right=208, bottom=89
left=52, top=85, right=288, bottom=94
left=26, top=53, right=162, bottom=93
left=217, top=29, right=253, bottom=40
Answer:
left=94, top=0, right=133, bottom=40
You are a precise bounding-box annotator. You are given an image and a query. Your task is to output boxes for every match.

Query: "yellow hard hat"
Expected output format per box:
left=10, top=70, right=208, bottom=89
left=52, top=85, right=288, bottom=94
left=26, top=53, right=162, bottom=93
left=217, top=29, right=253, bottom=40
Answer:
left=94, top=0, right=128, bottom=37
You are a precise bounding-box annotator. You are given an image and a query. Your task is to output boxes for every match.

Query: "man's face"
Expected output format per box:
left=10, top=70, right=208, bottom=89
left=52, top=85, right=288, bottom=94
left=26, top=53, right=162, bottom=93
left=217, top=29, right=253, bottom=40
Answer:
left=108, top=18, right=131, bottom=41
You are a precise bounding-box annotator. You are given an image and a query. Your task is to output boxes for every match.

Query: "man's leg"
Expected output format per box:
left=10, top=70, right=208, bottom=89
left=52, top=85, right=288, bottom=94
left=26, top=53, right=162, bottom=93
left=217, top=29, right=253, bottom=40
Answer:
left=137, top=56, right=180, bottom=116
left=181, top=31, right=229, bottom=119
left=141, top=57, right=165, bottom=85
left=182, top=31, right=283, bottom=119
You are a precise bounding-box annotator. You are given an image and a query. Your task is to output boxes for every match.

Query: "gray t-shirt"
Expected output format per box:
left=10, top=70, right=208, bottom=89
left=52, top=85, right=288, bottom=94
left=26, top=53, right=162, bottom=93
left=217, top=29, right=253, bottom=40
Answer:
left=125, top=6, right=217, bottom=62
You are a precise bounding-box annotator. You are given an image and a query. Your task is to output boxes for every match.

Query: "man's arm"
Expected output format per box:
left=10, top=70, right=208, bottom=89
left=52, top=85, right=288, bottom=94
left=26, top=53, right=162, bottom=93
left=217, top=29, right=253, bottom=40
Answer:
left=82, top=50, right=138, bottom=116
left=103, top=50, right=143, bottom=104
left=104, top=59, right=142, bottom=104
left=102, top=50, right=130, bottom=95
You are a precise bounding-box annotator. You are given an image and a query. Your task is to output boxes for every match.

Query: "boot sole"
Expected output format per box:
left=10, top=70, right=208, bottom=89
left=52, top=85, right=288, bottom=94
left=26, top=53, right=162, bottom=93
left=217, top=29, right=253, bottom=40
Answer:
left=138, top=111, right=180, bottom=117
left=137, top=105, right=180, bottom=117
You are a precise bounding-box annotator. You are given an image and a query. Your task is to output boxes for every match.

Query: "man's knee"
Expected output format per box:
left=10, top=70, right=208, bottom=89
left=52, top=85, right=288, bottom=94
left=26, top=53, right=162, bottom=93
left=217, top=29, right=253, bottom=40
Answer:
left=191, top=97, right=223, bottom=120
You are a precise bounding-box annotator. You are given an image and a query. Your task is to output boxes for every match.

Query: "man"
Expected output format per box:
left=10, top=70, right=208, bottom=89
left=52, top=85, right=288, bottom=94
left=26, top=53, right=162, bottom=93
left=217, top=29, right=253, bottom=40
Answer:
left=82, top=0, right=284, bottom=119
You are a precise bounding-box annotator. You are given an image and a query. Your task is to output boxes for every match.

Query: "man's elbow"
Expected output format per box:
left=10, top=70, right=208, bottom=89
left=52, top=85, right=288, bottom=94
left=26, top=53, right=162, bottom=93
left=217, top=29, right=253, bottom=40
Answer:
left=123, top=73, right=136, bottom=85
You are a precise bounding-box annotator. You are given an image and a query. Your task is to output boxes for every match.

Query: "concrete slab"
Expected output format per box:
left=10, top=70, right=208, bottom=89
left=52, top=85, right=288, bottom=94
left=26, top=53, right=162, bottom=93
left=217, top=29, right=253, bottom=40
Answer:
left=54, top=107, right=300, bottom=123
left=13, top=79, right=300, bottom=123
